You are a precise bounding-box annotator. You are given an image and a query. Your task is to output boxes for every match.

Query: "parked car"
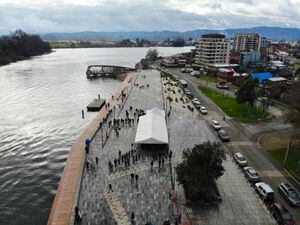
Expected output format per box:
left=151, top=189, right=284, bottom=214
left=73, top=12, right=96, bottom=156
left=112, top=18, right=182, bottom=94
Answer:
left=186, top=68, right=193, bottom=73
left=244, top=166, right=260, bottom=182
left=234, top=152, right=247, bottom=167
left=181, top=68, right=186, bottom=73
left=190, top=71, right=200, bottom=76
left=218, top=129, right=230, bottom=142
left=211, top=120, right=221, bottom=130
left=192, top=98, right=201, bottom=108
left=192, top=97, right=201, bottom=104
left=255, top=182, right=275, bottom=203
left=216, top=84, right=230, bottom=90
left=184, top=89, right=192, bottom=95
left=199, top=106, right=208, bottom=114
left=278, top=182, right=300, bottom=207
left=271, top=202, right=296, bottom=225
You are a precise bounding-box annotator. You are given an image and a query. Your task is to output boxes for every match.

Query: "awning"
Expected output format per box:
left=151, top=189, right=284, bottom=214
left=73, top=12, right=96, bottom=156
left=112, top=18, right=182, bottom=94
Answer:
left=134, top=107, right=168, bottom=144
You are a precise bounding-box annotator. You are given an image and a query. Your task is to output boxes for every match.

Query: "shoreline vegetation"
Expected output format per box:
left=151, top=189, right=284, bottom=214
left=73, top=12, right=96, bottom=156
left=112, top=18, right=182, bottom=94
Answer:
left=0, top=30, right=51, bottom=66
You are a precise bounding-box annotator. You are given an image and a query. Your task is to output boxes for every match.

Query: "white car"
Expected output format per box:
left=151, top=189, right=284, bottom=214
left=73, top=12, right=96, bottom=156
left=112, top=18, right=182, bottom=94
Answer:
left=255, top=182, right=275, bottom=202
left=211, top=120, right=221, bottom=130
left=200, top=106, right=208, bottom=114
left=233, top=152, right=247, bottom=167
left=244, top=167, right=260, bottom=182
left=192, top=98, right=201, bottom=104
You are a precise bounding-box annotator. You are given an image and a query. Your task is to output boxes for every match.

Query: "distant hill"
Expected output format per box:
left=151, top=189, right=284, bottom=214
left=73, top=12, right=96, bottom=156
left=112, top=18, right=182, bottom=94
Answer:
left=41, top=26, right=300, bottom=41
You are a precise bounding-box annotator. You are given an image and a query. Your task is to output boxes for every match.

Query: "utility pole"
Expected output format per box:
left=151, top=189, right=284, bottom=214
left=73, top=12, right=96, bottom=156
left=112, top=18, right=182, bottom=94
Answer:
left=283, top=137, right=292, bottom=167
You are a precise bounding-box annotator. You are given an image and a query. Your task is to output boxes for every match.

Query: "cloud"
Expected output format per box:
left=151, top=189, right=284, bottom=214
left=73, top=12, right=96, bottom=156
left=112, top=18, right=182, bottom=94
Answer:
left=0, top=0, right=299, bottom=34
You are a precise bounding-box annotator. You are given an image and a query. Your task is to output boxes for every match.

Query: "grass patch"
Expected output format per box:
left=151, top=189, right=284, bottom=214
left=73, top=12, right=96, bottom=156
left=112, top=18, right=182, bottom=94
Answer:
left=198, top=86, right=273, bottom=123
left=200, top=76, right=219, bottom=83
left=228, top=83, right=239, bottom=91
left=269, top=148, right=300, bottom=182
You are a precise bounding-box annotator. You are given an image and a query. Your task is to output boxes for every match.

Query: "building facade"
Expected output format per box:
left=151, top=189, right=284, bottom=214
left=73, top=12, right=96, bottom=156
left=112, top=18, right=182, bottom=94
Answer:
left=240, top=51, right=261, bottom=66
left=195, top=34, right=230, bottom=66
left=232, top=34, right=261, bottom=52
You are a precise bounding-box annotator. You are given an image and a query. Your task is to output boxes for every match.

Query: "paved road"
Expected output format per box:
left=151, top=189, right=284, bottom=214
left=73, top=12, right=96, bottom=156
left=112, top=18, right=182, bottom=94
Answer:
left=166, top=67, right=300, bottom=224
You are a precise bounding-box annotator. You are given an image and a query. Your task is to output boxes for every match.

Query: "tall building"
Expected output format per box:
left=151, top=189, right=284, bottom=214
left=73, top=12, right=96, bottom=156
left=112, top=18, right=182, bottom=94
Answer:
left=232, top=34, right=261, bottom=52
left=195, top=34, right=230, bottom=66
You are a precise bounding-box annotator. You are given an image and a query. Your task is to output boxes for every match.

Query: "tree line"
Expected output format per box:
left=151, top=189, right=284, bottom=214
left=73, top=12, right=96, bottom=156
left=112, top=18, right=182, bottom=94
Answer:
left=0, top=30, right=51, bottom=66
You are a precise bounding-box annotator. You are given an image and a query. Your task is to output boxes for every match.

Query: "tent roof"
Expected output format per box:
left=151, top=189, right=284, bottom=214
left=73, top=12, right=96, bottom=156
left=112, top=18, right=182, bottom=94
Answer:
left=134, top=107, right=168, bottom=144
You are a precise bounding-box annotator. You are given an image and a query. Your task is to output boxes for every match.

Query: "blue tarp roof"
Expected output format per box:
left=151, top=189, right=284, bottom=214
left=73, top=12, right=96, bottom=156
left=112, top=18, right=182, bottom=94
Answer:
left=251, top=72, right=273, bottom=84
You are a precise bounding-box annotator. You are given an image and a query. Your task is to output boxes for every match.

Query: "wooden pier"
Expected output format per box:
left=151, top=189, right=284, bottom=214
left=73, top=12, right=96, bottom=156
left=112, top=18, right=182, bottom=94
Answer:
left=87, top=99, right=106, bottom=111
left=86, top=65, right=135, bottom=79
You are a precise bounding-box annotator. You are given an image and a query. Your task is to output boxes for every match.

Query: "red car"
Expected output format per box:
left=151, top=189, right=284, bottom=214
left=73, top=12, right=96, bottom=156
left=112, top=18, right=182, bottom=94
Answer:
left=271, top=202, right=296, bottom=225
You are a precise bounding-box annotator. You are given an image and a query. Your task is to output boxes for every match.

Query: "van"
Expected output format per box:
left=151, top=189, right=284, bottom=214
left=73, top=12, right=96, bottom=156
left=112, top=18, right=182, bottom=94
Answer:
left=255, top=182, right=275, bottom=203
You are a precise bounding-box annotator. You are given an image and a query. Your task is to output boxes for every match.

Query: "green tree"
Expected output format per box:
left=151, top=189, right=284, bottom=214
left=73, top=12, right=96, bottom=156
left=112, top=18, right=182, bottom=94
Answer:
left=176, top=141, right=225, bottom=202
left=284, top=79, right=300, bottom=126
left=146, top=48, right=159, bottom=61
left=236, top=77, right=259, bottom=112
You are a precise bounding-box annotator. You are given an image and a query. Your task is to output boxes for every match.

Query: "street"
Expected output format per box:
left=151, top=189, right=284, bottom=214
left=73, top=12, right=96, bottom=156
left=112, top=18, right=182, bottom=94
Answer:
left=165, top=67, right=300, bottom=224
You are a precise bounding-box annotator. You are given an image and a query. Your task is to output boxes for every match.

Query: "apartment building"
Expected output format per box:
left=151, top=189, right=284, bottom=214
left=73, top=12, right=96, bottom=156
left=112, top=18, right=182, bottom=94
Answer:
left=232, top=33, right=261, bottom=52
left=195, top=34, right=230, bottom=66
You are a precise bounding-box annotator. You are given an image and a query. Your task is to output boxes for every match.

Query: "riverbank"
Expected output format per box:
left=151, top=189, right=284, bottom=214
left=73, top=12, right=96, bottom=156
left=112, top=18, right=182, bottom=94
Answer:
left=0, top=31, right=51, bottom=66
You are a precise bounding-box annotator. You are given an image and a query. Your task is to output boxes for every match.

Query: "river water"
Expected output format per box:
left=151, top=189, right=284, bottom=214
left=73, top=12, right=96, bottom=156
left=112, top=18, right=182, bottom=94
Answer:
left=0, top=47, right=192, bottom=225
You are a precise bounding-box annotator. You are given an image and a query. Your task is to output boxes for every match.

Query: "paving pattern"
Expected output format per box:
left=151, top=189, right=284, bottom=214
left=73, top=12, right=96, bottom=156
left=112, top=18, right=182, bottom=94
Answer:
left=77, top=69, right=276, bottom=225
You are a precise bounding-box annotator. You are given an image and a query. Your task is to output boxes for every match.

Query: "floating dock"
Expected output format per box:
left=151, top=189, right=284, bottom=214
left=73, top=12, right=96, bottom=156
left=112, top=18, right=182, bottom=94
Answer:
left=86, top=65, right=135, bottom=79
left=87, top=99, right=106, bottom=111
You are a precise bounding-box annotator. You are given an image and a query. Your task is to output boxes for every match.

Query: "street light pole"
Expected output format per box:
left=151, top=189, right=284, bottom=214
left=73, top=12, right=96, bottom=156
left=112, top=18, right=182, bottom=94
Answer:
left=283, top=137, right=292, bottom=167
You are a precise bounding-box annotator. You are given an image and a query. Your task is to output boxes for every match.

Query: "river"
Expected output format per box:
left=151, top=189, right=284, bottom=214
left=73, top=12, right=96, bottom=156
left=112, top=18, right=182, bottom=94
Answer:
left=0, top=47, right=193, bottom=225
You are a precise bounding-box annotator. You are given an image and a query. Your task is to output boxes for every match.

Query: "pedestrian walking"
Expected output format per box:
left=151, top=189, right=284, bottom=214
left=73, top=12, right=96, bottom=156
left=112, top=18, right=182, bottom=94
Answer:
left=95, top=156, right=99, bottom=166
left=130, top=173, right=134, bottom=183
left=131, top=212, right=135, bottom=223
left=150, top=160, right=154, bottom=171
left=74, top=206, right=82, bottom=223
left=158, top=159, right=161, bottom=168
left=135, top=174, right=138, bottom=183
left=169, top=150, right=172, bottom=161
left=108, top=184, right=113, bottom=193
left=85, top=145, right=89, bottom=155
left=162, top=158, right=165, bottom=167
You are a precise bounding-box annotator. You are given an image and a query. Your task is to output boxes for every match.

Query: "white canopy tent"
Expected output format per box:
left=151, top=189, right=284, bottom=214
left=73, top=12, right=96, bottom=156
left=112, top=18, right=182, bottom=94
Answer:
left=134, top=107, right=168, bottom=144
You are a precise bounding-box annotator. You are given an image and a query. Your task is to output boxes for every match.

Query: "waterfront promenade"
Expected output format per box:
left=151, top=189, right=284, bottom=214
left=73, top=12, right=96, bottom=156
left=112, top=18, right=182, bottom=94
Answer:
left=47, top=72, right=133, bottom=225
left=48, top=69, right=275, bottom=225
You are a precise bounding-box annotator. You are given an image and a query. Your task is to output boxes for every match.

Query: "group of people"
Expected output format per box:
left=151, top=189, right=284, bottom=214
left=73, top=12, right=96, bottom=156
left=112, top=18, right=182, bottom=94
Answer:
left=108, top=149, right=141, bottom=173
left=148, top=150, right=172, bottom=171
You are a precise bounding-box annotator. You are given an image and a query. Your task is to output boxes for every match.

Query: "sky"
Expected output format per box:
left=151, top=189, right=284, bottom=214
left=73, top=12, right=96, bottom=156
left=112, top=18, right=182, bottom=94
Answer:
left=0, top=0, right=299, bottom=34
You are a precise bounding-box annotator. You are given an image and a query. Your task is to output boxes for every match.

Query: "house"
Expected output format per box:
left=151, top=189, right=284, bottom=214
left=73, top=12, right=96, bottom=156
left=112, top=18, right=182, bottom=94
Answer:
left=217, top=68, right=235, bottom=81
left=265, top=77, right=287, bottom=85
left=251, top=72, right=273, bottom=84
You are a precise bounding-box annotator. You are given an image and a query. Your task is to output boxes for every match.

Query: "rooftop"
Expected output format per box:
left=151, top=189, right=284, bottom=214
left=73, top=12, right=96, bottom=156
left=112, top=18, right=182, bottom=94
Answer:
left=251, top=72, right=273, bottom=84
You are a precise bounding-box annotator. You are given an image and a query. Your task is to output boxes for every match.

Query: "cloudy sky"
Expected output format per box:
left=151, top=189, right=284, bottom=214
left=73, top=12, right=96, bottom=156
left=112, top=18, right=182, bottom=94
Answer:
left=0, top=0, right=299, bottom=34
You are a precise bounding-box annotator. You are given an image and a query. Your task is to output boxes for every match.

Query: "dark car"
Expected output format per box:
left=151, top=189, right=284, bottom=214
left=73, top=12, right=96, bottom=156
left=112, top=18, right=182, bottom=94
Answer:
left=271, top=202, right=296, bottom=225
left=218, top=129, right=230, bottom=142
left=278, top=182, right=300, bottom=207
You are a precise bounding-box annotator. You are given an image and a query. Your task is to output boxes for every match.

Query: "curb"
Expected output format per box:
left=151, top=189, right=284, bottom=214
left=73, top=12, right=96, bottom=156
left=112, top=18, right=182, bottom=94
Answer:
left=256, top=134, right=300, bottom=186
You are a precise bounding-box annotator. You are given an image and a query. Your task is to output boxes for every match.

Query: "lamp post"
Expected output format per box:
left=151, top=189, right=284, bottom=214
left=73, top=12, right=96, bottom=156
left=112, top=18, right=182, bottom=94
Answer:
left=100, top=122, right=104, bottom=148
